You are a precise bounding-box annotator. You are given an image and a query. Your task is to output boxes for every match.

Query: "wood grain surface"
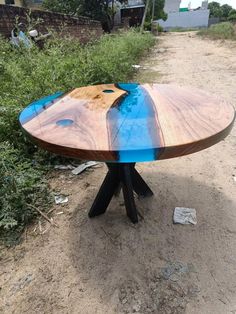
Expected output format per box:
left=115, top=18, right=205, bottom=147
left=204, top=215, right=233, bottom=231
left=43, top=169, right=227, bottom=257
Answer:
left=19, top=83, right=235, bottom=162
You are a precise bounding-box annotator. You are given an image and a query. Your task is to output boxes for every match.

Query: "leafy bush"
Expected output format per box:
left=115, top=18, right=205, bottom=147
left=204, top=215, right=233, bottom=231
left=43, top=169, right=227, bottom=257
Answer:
left=228, top=13, right=236, bottom=23
left=157, top=24, right=163, bottom=32
left=198, top=22, right=236, bottom=40
left=144, top=21, right=152, bottom=31
left=0, top=142, right=51, bottom=245
left=144, top=22, right=163, bottom=33
left=0, top=30, right=155, bottom=243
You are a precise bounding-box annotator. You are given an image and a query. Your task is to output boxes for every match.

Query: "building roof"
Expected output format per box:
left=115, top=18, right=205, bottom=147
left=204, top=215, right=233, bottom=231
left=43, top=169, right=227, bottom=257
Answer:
left=121, top=4, right=145, bottom=9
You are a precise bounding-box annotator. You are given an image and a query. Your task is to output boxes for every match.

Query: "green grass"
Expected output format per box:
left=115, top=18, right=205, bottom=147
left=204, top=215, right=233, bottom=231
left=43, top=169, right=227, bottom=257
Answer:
left=198, top=22, right=236, bottom=40
left=0, top=30, right=155, bottom=245
left=168, top=27, right=197, bottom=32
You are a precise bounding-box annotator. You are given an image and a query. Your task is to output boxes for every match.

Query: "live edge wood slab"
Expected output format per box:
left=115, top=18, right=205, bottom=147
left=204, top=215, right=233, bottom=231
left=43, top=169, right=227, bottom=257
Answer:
left=19, top=83, right=235, bottom=163
left=19, top=83, right=235, bottom=223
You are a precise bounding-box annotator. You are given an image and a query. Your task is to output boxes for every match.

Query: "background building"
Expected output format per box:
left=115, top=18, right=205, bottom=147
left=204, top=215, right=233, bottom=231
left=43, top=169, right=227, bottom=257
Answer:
left=114, top=0, right=145, bottom=26
left=0, top=0, right=43, bottom=8
left=157, top=0, right=210, bottom=30
left=0, top=0, right=23, bottom=6
left=28, top=0, right=43, bottom=9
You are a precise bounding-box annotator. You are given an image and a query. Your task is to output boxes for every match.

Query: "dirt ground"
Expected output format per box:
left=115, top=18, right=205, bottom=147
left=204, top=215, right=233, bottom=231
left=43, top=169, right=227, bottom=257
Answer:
left=1, top=32, right=236, bottom=314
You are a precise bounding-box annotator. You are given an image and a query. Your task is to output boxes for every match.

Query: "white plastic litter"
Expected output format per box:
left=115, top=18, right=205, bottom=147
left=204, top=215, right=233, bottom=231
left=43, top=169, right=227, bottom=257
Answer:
left=54, top=165, right=75, bottom=170
left=29, top=29, right=38, bottom=38
left=132, top=64, right=141, bottom=69
left=56, top=211, right=64, bottom=215
left=173, top=207, right=197, bottom=225
left=72, top=161, right=99, bottom=175
left=55, top=195, right=69, bottom=205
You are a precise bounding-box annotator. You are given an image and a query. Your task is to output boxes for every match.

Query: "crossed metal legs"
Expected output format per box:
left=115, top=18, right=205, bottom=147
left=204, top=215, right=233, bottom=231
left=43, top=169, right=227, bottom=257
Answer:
left=88, top=163, right=153, bottom=223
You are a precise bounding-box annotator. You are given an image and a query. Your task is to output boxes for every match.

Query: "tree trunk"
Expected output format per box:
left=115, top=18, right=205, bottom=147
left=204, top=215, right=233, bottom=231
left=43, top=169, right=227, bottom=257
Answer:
left=152, top=0, right=155, bottom=22
left=140, top=0, right=151, bottom=32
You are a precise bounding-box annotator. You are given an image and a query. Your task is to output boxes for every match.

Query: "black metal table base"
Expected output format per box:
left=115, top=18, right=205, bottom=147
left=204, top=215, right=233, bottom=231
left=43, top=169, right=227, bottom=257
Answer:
left=88, top=163, right=153, bottom=223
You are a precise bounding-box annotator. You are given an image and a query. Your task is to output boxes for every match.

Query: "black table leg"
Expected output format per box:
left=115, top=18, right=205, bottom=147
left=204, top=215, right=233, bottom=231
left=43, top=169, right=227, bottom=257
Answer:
left=88, top=163, right=153, bottom=223
left=88, top=166, right=120, bottom=217
left=120, top=164, right=138, bottom=223
left=131, top=167, right=154, bottom=197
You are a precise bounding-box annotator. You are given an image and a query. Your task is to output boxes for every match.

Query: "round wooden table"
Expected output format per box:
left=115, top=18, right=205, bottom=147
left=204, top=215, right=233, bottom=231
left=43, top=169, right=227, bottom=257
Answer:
left=19, top=83, right=235, bottom=223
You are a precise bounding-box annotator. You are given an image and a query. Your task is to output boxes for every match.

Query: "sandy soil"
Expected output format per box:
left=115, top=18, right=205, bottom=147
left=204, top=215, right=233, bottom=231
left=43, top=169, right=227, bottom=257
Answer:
left=0, top=32, right=236, bottom=314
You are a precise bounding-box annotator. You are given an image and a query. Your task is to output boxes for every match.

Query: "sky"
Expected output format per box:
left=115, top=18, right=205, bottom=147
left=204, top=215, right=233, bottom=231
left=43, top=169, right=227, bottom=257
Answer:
left=180, top=0, right=236, bottom=9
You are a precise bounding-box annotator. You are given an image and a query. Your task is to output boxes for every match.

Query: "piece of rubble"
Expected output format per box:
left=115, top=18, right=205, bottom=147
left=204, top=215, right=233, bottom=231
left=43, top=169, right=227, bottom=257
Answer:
left=161, top=262, right=191, bottom=281
left=56, top=211, right=64, bottom=215
left=173, top=207, right=197, bottom=225
left=72, top=161, right=99, bottom=175
left=54, top=195, right=69, bottom=205
left=11, top=274, right=34, bottom=293
left=54, top=165, right=75, bottom=170
left=156, top=48, right=166, bottom=53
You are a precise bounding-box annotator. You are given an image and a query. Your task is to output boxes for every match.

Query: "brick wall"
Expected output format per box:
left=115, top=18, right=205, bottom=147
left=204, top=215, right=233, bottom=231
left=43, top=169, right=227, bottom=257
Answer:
left=0, top=4, right=103, bottom=43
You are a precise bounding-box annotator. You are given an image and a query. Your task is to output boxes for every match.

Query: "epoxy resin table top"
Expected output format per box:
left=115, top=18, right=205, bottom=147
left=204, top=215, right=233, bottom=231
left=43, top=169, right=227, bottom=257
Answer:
left=19, top=83, right=235, bottom=162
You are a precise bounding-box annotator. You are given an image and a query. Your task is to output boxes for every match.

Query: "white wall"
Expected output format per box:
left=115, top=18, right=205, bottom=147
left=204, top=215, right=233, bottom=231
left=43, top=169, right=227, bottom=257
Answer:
left=158, top=10, right=210, bottom=30
left=164, top=0, right=181, bottom=13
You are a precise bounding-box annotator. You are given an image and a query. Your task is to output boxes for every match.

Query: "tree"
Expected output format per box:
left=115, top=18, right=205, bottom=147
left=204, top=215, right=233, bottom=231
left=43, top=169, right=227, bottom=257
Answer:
left=208, top=1, right=222, bottom=18
left=80, top=0, right=123, bottom=32
left=228, top=9, right=236, bottom=23
left=140, top=0, right=166, bottom=32
left=143, top=0, right=166, bottom=21
left=42, top=0, right=125, bottom=32
left=42, top=0, right=83, bottom=16
left=208, top=2, right=235, bottom=20
left=229, top=9, right=236, bottom=16
left=150, top=0, right=167, bottom=21
left=221, top=4, right=232, bottom=19
left=140, top=0, right=150, bottom=32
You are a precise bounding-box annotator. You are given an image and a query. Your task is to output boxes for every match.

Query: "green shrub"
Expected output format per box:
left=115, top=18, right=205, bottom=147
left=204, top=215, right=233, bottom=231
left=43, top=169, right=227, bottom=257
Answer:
left=144, top=21, right=152, bottom=31
left=0, top=142, right=51, bottom=245
left=157, top=24, right=163, bottom=32
left=169, top=27, right=197, bottom=32
left=228, top=14, right=236, bottom=22
left=0, top=30, right=155, bottom=244
left=198, top=22, right=236, bottom=40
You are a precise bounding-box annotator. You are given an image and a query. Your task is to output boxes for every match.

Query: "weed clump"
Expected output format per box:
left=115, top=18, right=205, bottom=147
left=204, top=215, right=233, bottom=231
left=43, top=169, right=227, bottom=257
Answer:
left=198, top=22, right=236, bottom=40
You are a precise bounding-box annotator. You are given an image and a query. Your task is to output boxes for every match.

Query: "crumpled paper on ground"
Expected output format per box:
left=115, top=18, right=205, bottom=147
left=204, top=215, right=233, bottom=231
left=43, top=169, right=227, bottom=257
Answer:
left=54, top=195, right=69, bottom=205
left=173, top=207, right=197, bottom=225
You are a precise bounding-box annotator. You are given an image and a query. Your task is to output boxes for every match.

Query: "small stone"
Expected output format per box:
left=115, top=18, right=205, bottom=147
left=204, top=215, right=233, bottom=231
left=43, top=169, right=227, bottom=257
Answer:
left=121, top=298, right=128, bottom=304
left=170, top=274, right=179, bottom=282
left=11, top=274, right=34, bottom=293
left=188, top=284, right=201, bottom=296
left=157, top=48, right=166, bottom=53
left=132, top=304, right=141, bottom=312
